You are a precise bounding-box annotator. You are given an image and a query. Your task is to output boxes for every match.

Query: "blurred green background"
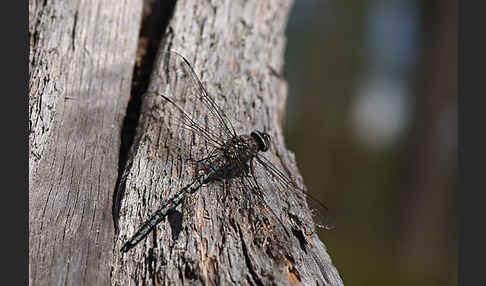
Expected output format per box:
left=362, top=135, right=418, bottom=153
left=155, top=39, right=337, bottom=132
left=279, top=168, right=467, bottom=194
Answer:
left=283, top=0, right=457, bottom=285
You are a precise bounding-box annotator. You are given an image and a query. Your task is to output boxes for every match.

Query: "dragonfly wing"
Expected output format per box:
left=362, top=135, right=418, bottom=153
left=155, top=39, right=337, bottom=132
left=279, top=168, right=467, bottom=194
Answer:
left=255, top=154, right=335, bottom=231
left=147, top=50, right=237, bottom=149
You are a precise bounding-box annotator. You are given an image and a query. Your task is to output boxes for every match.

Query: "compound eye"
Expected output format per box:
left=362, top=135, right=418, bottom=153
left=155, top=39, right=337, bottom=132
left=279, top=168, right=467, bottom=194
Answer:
left=251, top=131, right=270, bottom=152
left=261, top=133, right=270, bottom=152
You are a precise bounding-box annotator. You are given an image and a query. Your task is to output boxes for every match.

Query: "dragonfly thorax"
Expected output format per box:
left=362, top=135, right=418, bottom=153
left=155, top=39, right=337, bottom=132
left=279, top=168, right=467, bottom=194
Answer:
left=222, top=135, right=260, bottom=164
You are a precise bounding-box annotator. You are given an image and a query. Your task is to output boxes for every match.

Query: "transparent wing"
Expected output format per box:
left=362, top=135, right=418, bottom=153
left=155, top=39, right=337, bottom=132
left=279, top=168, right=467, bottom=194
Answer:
left=147, top=50, right=237, bottom=149
left=255, top=154, right=335, bottom=230
left=223, top=172, right=293, bottom=239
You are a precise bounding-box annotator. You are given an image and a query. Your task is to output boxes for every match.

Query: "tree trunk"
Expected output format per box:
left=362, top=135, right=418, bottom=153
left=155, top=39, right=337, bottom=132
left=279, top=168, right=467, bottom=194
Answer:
left=29, top=0, right=343, bottom=285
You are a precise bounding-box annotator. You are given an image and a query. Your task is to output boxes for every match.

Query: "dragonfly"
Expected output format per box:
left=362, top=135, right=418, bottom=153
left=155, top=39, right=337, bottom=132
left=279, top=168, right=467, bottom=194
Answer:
left=120, top=50, right=334, bottom=253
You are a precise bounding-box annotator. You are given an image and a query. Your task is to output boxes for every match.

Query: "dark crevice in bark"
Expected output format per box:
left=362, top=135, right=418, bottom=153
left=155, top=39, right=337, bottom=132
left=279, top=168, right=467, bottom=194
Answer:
left=71, top=11, right=78, bottom=51
left=147, top=248, right=158, bottom=282
left=291, top=228, right=308, bottom=253
left=237, top=223, right=265, bottom=286
left=112, top=0, right=177, bottom=233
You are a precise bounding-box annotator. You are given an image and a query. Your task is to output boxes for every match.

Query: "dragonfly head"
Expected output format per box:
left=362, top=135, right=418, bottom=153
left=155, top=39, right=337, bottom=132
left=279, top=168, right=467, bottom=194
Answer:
left=251, top=131, right=270, bottom=152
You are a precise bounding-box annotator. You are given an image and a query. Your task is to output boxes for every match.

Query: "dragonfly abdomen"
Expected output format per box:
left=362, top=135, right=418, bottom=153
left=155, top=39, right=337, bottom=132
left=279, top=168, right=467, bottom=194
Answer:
left=121, top=171, right=214, bottom=252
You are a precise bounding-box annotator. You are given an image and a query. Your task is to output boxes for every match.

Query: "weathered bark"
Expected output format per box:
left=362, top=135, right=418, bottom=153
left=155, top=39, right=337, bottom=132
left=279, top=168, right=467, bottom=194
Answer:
left=112, top=0, right=343, bottom=285
left=29, top=0, right=142, bottom=285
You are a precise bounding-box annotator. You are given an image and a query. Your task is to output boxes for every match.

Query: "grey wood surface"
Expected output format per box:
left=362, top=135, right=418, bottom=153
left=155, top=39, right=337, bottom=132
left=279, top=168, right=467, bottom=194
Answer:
left=112, top=0, right=343, bottom=285
left=29, top=0, right=143, bottom=285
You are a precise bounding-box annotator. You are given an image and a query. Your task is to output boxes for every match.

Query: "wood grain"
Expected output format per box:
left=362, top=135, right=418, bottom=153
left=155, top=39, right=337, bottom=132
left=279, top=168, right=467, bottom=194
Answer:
left=29, top=0, right=142, bottom=285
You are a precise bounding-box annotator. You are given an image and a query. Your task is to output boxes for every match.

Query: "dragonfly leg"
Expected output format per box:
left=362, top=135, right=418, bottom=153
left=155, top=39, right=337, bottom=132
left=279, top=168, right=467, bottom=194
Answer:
left=189, top=152, right=218, bottom=175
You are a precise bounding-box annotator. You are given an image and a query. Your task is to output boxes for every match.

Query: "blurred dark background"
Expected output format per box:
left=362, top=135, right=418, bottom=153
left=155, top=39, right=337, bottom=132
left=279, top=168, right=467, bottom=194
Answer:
left=283, top=0, right=457, bottom=285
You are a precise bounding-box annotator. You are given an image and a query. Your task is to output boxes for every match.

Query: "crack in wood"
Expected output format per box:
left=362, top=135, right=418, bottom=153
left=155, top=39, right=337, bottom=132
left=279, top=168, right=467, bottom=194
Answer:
left=112, top=0, right=177, bottom=234
left=71, top=10, right=78, bottom=51
left=237, top=223, right=265, bottom=286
